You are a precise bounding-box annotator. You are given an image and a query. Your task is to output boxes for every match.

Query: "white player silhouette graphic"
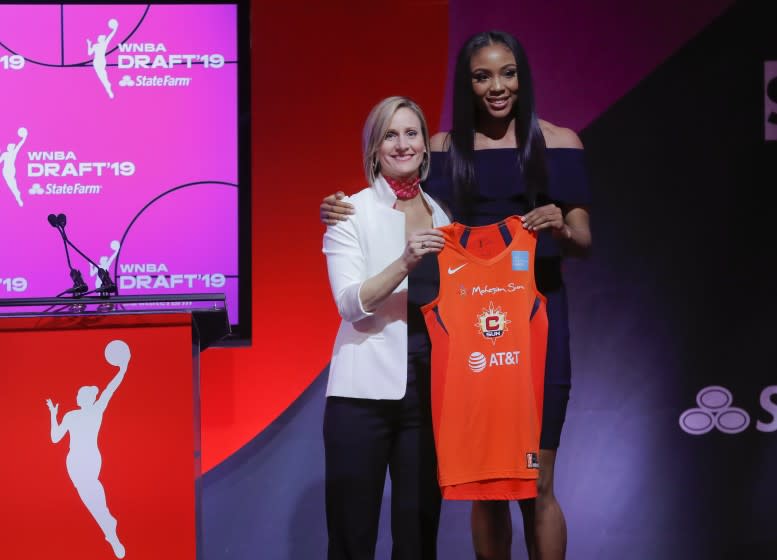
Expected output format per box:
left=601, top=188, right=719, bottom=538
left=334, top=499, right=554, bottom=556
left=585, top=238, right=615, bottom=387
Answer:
left=1, top=126, right=27, bottom=207
left=90, top=240, right=121, bottom=289
left=87, top=19, right=118, bottom=99
left=45, top=340, right=131, bottom=559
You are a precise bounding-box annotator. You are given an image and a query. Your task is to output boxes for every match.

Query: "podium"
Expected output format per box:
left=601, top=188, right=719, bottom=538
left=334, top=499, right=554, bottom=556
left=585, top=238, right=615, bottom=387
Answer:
left=0, top=295, right=229, bottom=560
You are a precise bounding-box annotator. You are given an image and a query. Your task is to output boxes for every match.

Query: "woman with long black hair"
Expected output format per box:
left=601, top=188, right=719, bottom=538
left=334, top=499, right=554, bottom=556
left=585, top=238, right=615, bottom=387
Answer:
left=425, top=30, right=590, bottom=560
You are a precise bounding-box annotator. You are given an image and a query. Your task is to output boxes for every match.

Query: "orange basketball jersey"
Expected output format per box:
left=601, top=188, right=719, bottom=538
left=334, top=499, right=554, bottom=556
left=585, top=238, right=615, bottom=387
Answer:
left=421, top=216, right=548, bottom=500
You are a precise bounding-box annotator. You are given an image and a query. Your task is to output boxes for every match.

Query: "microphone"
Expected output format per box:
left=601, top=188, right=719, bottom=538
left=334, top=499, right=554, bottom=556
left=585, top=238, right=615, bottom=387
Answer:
left=94, top=267, right=117, bottom=294
left=47, top=213, right=117, bottom=297
left=48, top=213, right=88, bottom=296
left=69, top=268, right=89, bottom=294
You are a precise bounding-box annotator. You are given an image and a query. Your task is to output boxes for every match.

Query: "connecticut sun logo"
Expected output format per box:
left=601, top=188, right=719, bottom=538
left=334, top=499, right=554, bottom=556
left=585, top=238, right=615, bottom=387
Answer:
left=474, top=301, right=511, bottom=344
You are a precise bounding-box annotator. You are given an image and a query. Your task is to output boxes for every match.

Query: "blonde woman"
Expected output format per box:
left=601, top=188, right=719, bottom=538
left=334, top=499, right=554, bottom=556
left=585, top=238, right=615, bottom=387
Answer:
left=323, top=96, right=449, bottom=559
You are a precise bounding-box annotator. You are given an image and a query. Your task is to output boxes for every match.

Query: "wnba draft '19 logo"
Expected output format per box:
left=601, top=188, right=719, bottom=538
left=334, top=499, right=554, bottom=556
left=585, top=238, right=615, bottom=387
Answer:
left=45, top=340, right=131, bottom=559
left=1, top=126, right=27, bottom=207
left=474, top=301, right=511, bottom=344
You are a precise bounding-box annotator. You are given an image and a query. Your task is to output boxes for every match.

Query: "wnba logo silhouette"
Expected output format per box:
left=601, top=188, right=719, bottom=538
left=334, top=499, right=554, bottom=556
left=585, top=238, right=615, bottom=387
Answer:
left=90, top=240, right=121, bottom=290
left=679, top=385, right=750, bottom=435
left=1, top=126, right=27, bottom=207
left=88, top=18, right=119, bottom=99
left=45, top=340, right=131, bottom=558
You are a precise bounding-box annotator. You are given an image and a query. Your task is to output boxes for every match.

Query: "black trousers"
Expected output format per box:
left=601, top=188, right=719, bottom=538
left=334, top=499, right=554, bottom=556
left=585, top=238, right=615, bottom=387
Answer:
left=323, top=356, right=441, bottom=560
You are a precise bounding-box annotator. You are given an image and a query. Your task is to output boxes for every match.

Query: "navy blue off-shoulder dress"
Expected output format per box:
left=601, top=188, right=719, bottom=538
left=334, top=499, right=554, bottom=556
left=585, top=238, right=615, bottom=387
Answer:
left=420, top=147, right=591, bottom=449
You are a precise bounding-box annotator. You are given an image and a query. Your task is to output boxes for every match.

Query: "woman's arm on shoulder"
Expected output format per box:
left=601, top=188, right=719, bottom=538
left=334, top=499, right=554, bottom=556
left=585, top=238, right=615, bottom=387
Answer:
left=321, top=191, right=355, bottom=225
left=430, top=131, right=451, bottom=152
left=538, top=119, right=584, bottom=149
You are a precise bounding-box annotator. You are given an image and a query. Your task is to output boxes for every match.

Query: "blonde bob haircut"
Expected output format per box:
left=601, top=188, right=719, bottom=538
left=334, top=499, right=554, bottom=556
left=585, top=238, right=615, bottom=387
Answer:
left=362, top=96, right=431, bottom=185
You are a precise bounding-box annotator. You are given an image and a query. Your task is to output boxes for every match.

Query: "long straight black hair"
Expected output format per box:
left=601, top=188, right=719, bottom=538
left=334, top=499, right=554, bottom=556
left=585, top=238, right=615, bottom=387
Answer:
left=449, top=30, right=548, bottom=210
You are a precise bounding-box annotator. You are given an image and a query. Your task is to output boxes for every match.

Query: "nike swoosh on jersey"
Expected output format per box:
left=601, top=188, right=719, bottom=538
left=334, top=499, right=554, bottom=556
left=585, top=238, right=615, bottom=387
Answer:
left=448, top=263, right=468, bottom=275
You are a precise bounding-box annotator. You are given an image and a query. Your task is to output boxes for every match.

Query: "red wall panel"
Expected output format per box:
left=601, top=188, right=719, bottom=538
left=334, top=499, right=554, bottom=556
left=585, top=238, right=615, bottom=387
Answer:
left=200, top=0, right=448, bottom=471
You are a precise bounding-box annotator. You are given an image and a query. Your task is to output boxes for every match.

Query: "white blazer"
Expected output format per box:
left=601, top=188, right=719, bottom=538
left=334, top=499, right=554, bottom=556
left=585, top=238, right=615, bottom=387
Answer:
left=323, top=175, right=450, bottom=399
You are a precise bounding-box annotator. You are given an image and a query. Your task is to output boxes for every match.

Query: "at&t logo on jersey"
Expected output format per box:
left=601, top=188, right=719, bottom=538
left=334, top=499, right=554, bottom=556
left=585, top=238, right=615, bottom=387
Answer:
left=468, top=352, right=487, bottom=372
left=467, top=351, right=521, bottom=373
left=474, top=301, right=511, bottom=344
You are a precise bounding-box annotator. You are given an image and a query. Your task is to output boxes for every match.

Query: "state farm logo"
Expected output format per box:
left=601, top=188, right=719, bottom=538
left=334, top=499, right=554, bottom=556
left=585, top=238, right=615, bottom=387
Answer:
left=467, top=350, right=520, bottom=373
left=679, top=386, right=749, bottom=434
left=680, top=385, right=777, bottom=435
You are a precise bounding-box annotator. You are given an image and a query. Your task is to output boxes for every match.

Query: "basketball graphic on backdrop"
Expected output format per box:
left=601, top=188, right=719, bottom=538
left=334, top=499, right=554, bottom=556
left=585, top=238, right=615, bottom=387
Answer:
left=105, top=339, right=130, bottom=367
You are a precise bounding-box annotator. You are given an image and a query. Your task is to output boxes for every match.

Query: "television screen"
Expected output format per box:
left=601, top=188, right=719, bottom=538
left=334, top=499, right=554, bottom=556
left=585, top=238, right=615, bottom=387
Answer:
left=0, top=1, right=251, bottom=344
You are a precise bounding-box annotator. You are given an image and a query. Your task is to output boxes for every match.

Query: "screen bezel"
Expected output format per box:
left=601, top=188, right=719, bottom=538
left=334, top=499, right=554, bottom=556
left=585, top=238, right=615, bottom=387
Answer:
left=229, top=0, right=252, bottom=345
